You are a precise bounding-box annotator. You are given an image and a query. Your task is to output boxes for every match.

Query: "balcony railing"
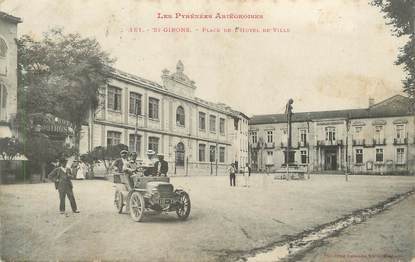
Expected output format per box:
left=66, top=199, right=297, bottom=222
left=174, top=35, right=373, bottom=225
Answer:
left=251, top=142, right=259, bottom=149
left=317, top=139, right=343, bottom=146
left=373, top=138, right=386, bottom=145
left=265, top=142, right=275, bottom=149
left=298, top=141, right=309, bottom=148
left=352, top=139, right=365, bottom=146
left=393, top=137, right=408, bottom=145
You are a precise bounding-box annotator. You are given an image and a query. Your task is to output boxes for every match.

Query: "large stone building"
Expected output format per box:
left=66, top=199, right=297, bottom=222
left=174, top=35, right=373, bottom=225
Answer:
left=0, top=12, right=21, bottom=138
left=249, top=95, right=415, bottom=175
left=80, top=61, right=248, bottom=175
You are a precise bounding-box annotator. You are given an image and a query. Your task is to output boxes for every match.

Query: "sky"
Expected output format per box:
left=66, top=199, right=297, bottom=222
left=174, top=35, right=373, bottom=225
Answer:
left=0, top=0, right=407, bottom=116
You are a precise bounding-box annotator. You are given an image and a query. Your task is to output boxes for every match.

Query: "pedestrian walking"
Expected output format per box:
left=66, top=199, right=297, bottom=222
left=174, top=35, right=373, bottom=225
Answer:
left=229, top=163, right=236, bottom=187
left=48, top=158, right=80, bottom=214
left=76, top=160, right=86, bottom=180
left=244, top=163, right=250, bottom=187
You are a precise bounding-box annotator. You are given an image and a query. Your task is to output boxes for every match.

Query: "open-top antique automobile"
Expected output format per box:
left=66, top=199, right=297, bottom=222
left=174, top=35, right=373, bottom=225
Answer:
left=113, top=169, right=191, bottom=222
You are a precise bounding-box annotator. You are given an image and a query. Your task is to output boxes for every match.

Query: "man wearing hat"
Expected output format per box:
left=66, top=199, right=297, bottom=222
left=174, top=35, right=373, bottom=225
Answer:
left=128, top=152, right=139, bottom=169
left=155, top=153, right=169, bottom=176
left=142, top=150, right=157, bottom=176
left=112, top=150, right=130, bottom=172
left=111, top=150, right=135, bottom=188
left=48, top=158, right=80, bottom=214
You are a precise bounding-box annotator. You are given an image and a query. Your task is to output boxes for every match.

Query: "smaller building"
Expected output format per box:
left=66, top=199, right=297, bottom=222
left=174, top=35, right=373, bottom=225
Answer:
left=0, top=12, right=22, bottom=138
left=230, top=111, right=249, bottom=171
left=249, top=95, right=415, bottom=175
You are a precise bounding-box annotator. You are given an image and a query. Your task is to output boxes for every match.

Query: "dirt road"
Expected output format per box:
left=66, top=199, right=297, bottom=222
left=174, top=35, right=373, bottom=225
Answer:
left=1, top=175, right=414, bottom=261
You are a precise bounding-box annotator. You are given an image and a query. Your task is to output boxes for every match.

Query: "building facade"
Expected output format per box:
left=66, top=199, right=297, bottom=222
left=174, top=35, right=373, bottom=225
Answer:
left=249, top=95, right=415, bottom=175
left=80, top=61, right=248, bottom=175
left=0, top=12, right=21, bottom=138
left=230, top=111, right=249, bottom=171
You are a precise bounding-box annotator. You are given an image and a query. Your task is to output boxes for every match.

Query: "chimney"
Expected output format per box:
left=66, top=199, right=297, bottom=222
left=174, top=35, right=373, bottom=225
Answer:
left=369, top=97, right=375, bottom=107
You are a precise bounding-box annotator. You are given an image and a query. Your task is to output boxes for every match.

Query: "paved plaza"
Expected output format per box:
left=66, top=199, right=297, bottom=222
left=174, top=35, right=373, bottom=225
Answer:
left=1, top=174, right=414, bottom=261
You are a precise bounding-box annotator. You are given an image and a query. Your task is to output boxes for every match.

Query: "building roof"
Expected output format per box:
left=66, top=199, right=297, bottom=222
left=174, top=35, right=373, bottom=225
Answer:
left=249, top=95, right=414, bottom=125
left=109, top=67, right=246, bottom=117
left=0, top=11, right=22, bottom=24
left=111, top=68, right=164, bottom=90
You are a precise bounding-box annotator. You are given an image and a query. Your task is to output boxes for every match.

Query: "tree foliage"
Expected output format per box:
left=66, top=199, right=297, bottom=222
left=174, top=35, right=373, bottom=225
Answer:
left=84, top=144, right=128, bottom=171
left=17, top=28, right=115, bottom=151
left=372, top=0, right=415, bottom=102
left=0, top=137, right=23, bottom=160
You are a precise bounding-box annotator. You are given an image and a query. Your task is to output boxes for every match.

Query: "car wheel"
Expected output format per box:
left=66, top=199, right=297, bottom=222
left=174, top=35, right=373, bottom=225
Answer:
left=176, top=191, right=191, bottom=220
left=114, top=191, right=124, bottom=213
left=129, top=192, right=145, bottom=222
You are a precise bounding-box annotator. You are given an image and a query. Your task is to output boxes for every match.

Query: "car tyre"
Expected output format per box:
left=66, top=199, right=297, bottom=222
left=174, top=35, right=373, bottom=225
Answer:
left=129, top=191, right=145, bottom=222
left=114, top=191, right=124, bottom=213
left=176, top=191, right=191, bottom=220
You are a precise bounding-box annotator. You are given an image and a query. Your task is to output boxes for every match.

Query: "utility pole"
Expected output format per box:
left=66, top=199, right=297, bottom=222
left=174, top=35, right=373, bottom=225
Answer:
left=134, top=101, right=139, bottom=153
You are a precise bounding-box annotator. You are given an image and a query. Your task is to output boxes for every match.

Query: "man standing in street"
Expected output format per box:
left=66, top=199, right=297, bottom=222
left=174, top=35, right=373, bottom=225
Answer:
left=154, top=153, right=169, bottom=176
left=49, top=158, right=80, bottom=214
left=229, top=163, right=236, bottom=187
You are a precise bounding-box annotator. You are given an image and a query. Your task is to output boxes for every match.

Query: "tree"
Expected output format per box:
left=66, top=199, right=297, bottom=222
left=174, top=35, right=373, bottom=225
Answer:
left=84, top=144, right=128, bottom=173
left=0, top=137, right=23, bottom=160
left=372, top=0, right=415, bottom=106
left=25, top=132, right=76, bottom=181
left=17, top=28, right=115, bottom=152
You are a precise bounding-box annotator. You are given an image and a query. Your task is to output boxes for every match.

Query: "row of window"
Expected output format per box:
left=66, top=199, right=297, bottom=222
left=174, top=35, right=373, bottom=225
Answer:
left=198, top=144, right=225, bottom=163
left=251, top=129, right=307, bottom=144
left=108, top=86, right=226, bottom=134
left=355, top=148, right=406, bottom=164
left=250, top=124, right=407, bottom=144
left=108, top=87, right=161, bottom=119
left=198, top=112, right=226, bottom=134
left=107, top=131, right=159, bottom=156
left=355, top=124, right=406, bottom=139
left=107, top=130, right=227, bottom=163
left=265, top=150, right=309, bottom=164
left=262, top=147, right=406, bottom=165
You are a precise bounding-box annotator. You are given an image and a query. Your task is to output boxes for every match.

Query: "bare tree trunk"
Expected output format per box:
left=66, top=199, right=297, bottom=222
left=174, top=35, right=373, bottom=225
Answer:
left=74, top=124, right=82, bottom=156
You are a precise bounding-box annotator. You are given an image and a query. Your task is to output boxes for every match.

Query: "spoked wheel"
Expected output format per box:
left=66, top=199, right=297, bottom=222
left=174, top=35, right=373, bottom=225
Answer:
left=176, top=191, right=191, bottom=220
left=129, top=191, right=145, bottom=222
left=114, top=191, right=124, bottom=213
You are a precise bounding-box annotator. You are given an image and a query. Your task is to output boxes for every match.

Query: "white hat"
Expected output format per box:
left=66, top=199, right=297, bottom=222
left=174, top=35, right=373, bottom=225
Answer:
left=147, top=150, right=156, bottom=155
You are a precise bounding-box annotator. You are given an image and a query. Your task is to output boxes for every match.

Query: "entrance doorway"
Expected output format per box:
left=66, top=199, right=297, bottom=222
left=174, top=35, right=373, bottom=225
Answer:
left=175, top=142, right=185, bottom=167
left=324, top=148, right=338, bottom=170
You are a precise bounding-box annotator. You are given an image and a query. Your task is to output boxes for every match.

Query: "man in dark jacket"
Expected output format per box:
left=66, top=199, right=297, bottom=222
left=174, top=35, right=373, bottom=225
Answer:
left=49, top=158, right=80, bottom=214
left=111, top=150, right=136, bottom=188
left=154, top=154, right=168, bottom=176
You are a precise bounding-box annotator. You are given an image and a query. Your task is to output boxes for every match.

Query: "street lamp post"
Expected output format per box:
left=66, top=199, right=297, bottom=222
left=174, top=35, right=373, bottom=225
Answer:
left=285, top=99, right=294, bottom=180
left=345, top=114, right=350, bottom=181
left=215, top=141, right=218, bottom=176
left=174, top=145, right=177, bottom=175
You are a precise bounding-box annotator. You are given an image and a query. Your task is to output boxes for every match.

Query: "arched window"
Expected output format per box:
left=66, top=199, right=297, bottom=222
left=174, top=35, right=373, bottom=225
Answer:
left=0, top=38, right=7, bottom=58
left=176, top=106, right=185, bottom=126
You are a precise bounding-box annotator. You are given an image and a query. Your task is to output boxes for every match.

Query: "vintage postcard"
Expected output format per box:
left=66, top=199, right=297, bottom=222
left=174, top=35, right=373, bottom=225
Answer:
left=0, top=0, right=414, bottom=261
